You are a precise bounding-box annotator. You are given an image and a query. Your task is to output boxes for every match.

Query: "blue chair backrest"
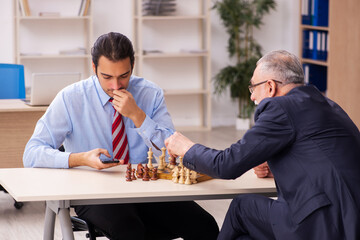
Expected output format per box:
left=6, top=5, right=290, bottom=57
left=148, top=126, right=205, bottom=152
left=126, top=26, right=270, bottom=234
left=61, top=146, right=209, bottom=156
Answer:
left=0, top=63, right=26, bottom=99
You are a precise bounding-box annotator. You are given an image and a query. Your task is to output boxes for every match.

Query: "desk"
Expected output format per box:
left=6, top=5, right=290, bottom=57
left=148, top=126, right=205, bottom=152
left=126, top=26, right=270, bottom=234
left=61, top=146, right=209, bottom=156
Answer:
left=0, top=99, right=46, bottom=168
left=0, top=166, right=276, bottom=240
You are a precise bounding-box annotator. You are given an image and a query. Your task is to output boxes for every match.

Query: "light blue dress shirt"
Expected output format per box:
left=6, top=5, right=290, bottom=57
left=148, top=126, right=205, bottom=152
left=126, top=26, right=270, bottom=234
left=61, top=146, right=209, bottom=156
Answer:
left=23, top=75, right=175, bottom=168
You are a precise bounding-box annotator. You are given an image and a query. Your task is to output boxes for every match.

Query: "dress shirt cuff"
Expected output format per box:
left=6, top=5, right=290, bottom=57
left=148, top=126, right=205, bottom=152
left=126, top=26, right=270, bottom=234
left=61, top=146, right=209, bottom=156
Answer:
left=54, top=151, right=71, bottom=169
left=135, top=114, right=169, bottom=157
left=136, top=114, right=155, bottom=140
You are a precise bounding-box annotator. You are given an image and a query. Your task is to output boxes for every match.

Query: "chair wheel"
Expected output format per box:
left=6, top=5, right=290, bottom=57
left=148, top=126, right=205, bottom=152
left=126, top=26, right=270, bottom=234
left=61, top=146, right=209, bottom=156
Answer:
left=14, top=201, right=24, bottom=209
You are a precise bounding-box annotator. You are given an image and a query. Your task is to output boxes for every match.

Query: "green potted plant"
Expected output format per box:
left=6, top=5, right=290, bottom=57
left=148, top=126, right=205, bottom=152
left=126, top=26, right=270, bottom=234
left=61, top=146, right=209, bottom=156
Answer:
left=213, top=0, right=276, bottom=129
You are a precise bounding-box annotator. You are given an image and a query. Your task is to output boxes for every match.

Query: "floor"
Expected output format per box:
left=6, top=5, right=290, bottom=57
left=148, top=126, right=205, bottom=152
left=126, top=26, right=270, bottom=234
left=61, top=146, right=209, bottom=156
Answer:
left=0, top=126, right=246, bottom=239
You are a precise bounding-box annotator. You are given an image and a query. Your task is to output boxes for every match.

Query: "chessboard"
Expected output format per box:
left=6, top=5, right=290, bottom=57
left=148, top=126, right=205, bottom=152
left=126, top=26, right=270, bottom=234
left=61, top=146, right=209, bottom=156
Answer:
left=155, top=167, right=212, bottom=183
left=125, top=147, right=212, bottom=185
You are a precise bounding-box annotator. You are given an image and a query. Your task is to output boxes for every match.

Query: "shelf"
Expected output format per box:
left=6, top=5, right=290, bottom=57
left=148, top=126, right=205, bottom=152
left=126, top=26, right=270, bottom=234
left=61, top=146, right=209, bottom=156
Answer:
left=18, top=16, right=91, bottom=21
left=134, top=15, right=206, bottom=21
left=300, top=58, right=328, bottom=66
left=15, top=0, right=93, bottom=80
left=163, top=89, right=208, bottom=96
left=300, top=24, right=329, bottom=31
left=133, top=0, right=211, bottom=130
left=137, top=52, right=208, bottom=58
left=19, top=54, right=92, bottom=60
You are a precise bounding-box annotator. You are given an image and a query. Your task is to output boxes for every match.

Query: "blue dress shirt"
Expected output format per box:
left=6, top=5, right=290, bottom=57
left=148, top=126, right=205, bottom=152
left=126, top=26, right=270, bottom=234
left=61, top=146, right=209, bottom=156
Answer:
left=23, top=75, right=175, bottom=168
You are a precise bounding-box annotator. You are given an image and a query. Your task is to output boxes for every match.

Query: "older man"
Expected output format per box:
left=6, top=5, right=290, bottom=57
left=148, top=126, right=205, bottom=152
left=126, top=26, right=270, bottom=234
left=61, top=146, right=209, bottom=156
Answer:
left=165, top=50, right=360, bottom=240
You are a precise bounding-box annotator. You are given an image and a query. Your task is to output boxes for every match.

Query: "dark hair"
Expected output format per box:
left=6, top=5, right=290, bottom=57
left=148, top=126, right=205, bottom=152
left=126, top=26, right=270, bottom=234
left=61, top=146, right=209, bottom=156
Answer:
left=91, top=32, right=135, bottom=72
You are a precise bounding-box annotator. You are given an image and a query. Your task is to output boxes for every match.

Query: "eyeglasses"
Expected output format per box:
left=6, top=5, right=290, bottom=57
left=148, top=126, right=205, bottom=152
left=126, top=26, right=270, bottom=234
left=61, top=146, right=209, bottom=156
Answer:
left=248, top=79, right=283, bottom=94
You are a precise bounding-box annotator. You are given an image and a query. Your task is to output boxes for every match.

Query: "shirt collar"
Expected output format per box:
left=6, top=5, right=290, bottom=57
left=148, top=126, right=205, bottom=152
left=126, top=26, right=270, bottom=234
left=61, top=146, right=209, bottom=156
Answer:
left=93, top=75, right=112, bottom=106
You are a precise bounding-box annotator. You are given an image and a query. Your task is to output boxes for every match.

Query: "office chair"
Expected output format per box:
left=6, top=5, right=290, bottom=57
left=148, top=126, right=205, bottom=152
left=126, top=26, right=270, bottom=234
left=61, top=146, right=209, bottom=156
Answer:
left=0, top=64, right=26, bottom=208
left=58, top=145, right=106, bottom=239
left=0, top=185, right=24, bottom=209
left=70, top=215, right=106, bottom=240
left=0, top=63, right=26, bottom=99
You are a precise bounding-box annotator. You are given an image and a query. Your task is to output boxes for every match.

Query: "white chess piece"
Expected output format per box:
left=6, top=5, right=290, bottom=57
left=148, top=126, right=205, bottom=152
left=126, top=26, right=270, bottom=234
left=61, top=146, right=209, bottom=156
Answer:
left=172, top=167, right=179, bottom=183
left=178, top=167, right=185, bottom=184
left=190, top=170, right=198, bottom=184
left=157, top=147, right=166, bottom=171
left=178, top=156, right=184, bottom=168
left=185, top=168, right=192, bottom=185
left=147, top=147, right=154, bottom=169
left=161, top=147, right=166, bottom=167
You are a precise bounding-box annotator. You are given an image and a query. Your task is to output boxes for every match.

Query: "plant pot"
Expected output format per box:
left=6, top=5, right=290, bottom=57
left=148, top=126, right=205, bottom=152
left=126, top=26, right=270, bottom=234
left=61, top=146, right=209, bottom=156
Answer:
left=236, top=117, right=250, bottom=130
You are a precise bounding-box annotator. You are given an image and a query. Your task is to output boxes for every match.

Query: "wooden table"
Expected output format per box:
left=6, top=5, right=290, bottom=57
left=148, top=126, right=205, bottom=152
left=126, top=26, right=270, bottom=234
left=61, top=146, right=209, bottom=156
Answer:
left=0, top=166, right=276, bottom=240
left=0, top=99, right=46, bottom=168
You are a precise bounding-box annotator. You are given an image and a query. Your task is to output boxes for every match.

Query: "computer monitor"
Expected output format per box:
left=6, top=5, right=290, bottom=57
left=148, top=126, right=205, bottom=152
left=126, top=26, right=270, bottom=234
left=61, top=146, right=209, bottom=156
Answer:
left=25, top=72, right=81, bottom=106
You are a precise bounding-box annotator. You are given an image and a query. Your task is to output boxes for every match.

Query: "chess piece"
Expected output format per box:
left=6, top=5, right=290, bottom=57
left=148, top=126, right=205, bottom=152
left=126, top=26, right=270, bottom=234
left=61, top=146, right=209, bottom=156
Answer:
left=172, top=167, right=179, bottom=183
left=131, top=169, right=137, bottom=180
left=185, top=168, right=192, bottom=185
left=126, top=169, right=132, bottom=182
left=136, top=164, right=144, bottom=178
left=143, top=164, right=150, bottom=181
left=178, top=167, right=185, bottom=184
left=168, top=156, right=176, bottom=169
left=190, top=170, right=198, bottom=184
left=161, top=147, right=167, bottom=166
left=127, top=163, right=132, bottom=171
left=147, top=148, right=154, bottom=169
left=151, top=167, right=158, bottom=180
left=178, top=156, right=184, bottom=168
left=158, top=147, right=166, bottom=171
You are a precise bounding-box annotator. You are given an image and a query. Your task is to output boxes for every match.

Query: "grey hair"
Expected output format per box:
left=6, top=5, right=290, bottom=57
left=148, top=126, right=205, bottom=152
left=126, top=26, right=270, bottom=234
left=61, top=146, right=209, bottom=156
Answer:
left=256, top=50, right=304, bottom=85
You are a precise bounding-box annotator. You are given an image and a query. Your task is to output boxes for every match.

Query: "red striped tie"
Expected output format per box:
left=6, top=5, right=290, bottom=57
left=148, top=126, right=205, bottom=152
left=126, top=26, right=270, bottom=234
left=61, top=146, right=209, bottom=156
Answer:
left=109, top=99, right=129, bottom=164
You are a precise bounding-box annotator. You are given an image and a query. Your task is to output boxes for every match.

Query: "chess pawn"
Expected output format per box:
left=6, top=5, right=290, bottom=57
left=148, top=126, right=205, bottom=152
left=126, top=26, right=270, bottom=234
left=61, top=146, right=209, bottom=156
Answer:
left=185, top=168, right=192, bottom=185
left=172, top=167, right=179, bottom=183
left=131, top=169, right=137, bottom=180
left=136, top=164, right=144, bottom=178
left=126, top=169, right=132, bottom=182
left=178, top=167, right=185, bottom=184
left=143, top=164, right=150, bottom=181
left=151, top=167, right=158, bottom=180
left=178, top=156, right=184, bottom=168
left=147, top=148, right=154, bottom=169
left=190, top=170, right=198, bottom=184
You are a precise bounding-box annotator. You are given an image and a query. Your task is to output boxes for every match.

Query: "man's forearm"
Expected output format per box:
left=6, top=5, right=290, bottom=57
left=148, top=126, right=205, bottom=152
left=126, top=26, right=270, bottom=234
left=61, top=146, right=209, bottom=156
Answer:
left=131, top=108, right=146, bottom=128
left=68, top=152, right=86, bottom=168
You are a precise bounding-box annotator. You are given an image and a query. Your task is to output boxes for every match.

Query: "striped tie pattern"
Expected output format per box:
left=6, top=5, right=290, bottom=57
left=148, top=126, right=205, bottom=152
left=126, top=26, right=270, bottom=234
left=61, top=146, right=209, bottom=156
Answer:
left=110, top=99, right=129, bottom=163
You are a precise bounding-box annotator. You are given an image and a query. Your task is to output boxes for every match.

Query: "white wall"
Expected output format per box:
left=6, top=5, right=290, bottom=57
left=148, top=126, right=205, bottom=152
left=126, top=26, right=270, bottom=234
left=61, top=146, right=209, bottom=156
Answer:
left=211, top=0, right=300, bottom=126
left=0, top=0, right=299, bottom=127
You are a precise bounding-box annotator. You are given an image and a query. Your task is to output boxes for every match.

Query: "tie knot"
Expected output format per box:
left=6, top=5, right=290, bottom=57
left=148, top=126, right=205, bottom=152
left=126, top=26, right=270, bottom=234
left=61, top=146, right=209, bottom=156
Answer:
left=109, top=98, right=114, bottom=103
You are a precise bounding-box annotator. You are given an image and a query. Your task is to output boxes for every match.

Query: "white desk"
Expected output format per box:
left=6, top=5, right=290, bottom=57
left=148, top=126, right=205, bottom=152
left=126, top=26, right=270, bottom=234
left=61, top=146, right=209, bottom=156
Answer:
left=0, top=166, right=276, bottom=240
left=0, top=99, right=47, bottom=168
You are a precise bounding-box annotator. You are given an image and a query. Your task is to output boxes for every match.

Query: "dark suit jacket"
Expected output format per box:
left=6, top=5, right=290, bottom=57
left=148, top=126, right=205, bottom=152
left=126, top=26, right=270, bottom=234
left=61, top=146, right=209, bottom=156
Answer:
left=183, top=85, right=360, bottom=239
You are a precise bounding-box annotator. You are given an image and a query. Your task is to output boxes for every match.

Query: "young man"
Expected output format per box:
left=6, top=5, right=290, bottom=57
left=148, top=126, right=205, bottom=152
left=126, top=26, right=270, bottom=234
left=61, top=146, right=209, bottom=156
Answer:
left=165, top=50, right=360, bottom=239
left=24, top=32, right=219, bottom=239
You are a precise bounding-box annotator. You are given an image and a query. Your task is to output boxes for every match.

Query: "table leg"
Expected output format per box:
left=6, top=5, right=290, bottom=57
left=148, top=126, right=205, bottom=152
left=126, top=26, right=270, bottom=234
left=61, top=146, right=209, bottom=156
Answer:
left=43, top=204, right=55, bottom=240
left=44, top=200, right=74, bottom=240
left=58, top=208, right=75, bottom=240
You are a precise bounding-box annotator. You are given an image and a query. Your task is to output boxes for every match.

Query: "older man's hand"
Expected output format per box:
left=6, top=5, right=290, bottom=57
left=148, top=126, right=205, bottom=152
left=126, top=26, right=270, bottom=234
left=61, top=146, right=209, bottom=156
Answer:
left=253, top=162, right=274, bottom=178
left=164, top=132, right=195, bottom=158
